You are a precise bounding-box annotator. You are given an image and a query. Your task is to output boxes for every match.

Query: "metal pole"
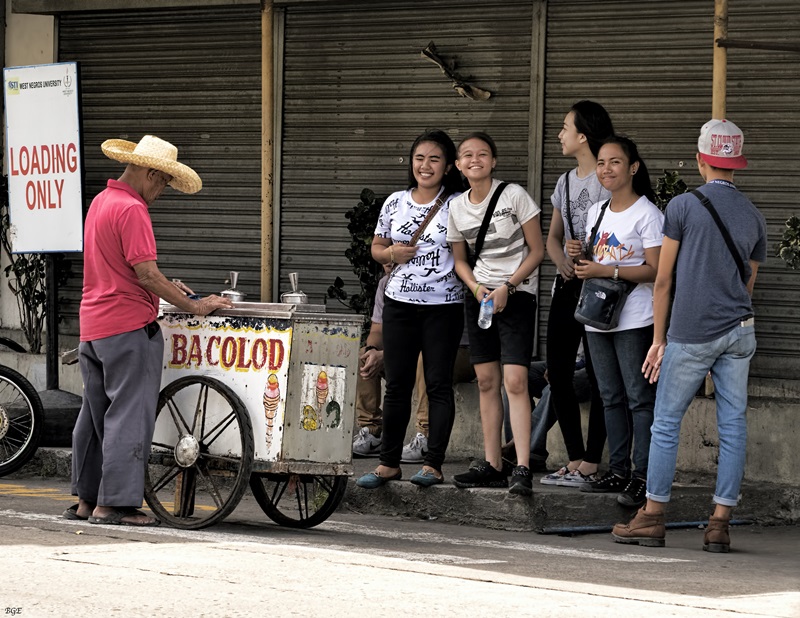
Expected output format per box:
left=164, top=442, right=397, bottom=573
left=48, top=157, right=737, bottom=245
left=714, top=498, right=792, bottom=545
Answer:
left=45, top=254, right=59, bottom=390
left=261, top=0, right=275, bottom=301
left=712, top=0, right=728, bottom=119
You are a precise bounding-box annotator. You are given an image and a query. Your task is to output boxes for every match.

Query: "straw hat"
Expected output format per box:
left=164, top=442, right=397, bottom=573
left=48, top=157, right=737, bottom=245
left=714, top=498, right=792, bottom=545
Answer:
left=101, top=135, right=202, bottom=194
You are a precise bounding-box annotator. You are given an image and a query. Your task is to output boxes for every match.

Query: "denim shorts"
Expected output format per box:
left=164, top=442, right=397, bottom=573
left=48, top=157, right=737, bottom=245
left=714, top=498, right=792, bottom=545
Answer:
left=465, top=290, right=536, bottom=366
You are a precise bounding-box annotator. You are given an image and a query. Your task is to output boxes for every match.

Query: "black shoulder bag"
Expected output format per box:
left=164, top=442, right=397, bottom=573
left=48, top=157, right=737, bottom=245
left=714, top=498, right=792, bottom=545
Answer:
left=574, top=200, right=637, bottom=330
left=467, top=182, right=508, bottom=269
left=691, top=189, right=747, bottom=284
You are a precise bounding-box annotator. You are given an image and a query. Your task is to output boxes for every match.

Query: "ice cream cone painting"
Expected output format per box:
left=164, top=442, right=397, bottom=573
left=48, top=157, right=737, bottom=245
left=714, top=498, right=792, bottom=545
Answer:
left=316, top=370, right=329, bottom=410
left=300, top=364, right=346, bottom=432
left=263, top=373, right=280, bottom=447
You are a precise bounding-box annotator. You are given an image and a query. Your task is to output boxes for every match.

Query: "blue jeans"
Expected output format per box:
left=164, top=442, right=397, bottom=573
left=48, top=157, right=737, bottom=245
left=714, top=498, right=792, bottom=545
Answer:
left=647, top=323, right=756, bottom=507
left=586, top=326, right=656, bottom=479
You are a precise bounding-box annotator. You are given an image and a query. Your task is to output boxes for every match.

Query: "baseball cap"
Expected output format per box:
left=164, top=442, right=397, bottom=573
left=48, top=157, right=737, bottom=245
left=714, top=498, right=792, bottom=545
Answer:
left=697, top=119, right=748, bottom=169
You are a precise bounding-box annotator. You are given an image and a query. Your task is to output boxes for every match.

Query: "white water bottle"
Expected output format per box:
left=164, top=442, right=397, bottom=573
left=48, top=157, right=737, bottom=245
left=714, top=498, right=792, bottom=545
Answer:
left=478, top=298, right=494, bottom=329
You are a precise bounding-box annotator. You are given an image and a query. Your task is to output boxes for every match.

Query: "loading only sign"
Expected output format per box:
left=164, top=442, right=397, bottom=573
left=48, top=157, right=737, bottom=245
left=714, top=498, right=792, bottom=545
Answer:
left=4, top=62, right=82, bottom=252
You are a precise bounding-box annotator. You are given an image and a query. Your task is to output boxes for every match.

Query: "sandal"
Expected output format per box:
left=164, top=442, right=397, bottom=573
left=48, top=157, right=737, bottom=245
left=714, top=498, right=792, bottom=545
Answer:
left=88, top=508, right=160, bottom=527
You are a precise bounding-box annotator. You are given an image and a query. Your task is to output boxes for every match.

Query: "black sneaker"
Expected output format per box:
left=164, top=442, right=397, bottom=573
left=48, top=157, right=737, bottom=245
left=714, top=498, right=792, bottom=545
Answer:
left=617, top=477, right=647, bottom=507
left=509, top=465, right=533, bottom=496
left=580, top=470, right=629, bottom=493
left=453, top=460, right=508, bottom=488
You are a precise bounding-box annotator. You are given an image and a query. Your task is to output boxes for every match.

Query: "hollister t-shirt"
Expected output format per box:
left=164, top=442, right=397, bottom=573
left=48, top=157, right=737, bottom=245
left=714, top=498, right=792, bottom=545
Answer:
left=374, top=189, right=465, bottom=305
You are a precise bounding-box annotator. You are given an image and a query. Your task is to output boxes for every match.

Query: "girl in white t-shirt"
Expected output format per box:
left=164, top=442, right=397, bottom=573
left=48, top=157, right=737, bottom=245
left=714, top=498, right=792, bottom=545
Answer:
left=446, top=132, right=545, bottom=496
left=355, top=129, right=465, bottom=490
left=569, top=135, right=664, bottom=508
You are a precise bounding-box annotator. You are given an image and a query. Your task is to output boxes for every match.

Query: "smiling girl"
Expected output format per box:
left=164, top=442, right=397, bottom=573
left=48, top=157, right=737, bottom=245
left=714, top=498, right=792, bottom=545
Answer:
left=569, top=135, right=664, bottom=508
left=447, top=132, right=544, bottom=496
left=356, top=129, right=465, bottom=490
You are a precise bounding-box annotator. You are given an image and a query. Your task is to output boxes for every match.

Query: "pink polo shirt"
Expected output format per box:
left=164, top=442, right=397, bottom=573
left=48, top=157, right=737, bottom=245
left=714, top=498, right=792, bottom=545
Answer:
left=79, top=179, right=159, bottom=341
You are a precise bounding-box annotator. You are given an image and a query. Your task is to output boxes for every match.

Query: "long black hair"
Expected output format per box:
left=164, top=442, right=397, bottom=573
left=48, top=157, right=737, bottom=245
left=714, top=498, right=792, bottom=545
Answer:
left=600, top=135, right=656, bottom=203
left=571, top=100, right=615, bottom=158
left=407, top=129, right=464, bottom=194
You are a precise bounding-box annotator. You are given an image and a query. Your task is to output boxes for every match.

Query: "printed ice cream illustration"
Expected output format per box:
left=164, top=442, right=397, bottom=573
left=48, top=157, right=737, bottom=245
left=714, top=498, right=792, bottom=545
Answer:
left=301, top=405, right=319, bottom=431
left=316, top=370, right=329, bottom=410
left=263, top=373, right=280, bottom=447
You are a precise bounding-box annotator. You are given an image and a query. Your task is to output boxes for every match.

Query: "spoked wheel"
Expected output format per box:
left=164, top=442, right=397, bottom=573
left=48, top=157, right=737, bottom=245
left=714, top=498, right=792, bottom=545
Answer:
left=250, top=472, right=348, bottom=528
left=0, top=366, right=44, bottom=477
left=145, top=376, right=254, bottom=529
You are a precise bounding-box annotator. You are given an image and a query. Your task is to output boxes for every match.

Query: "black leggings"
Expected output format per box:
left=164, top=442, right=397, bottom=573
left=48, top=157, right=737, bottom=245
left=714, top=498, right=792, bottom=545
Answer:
left=380, top=298, right=464, bottom=470
left=546, top=276, right=606, bottom=464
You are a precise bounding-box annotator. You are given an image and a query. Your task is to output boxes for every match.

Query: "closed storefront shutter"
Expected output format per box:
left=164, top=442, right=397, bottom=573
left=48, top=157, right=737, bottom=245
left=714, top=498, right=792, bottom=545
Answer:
left=57, top=6, right=262, bottom=337
left=542, top=0, right=800, bottom=384
left=276, top=0, right=537, bottom=306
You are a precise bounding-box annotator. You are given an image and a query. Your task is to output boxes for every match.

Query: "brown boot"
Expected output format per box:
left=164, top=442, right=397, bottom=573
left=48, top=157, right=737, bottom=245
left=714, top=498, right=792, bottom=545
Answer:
left=703, top=516, right=731, bottom=553
left=612, top=506, right=666, bottom=547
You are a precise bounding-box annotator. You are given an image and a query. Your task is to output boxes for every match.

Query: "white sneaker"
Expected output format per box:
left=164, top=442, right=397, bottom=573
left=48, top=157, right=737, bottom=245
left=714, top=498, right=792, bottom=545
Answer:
left=539, top=465, right=569, bottom=485
left=401, top=433, right=428, bottom=463
left=352, top=426, right=381, bottom=457
left=557, top=469, right=598, bottom=487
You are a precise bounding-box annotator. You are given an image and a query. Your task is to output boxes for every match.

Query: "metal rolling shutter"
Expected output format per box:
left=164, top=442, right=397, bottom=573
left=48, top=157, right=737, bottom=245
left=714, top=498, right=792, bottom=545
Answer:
left=542, top=0, right=800, bottom=382
left=57, top=6, right=262, bottom=337
left=277, top=0, right=535, bottom=306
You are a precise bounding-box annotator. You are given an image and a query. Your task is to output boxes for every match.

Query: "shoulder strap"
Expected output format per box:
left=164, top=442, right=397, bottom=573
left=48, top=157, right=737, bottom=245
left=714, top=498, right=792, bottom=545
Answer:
left=408, top=191, right=449, bottom=246
left=563, top=173, right=577, bottom=240
left=469, top=182, right=508, bottom=268
left=585, top=199, right=611, bottom=260
left=690, top=189, right=747, bottom=283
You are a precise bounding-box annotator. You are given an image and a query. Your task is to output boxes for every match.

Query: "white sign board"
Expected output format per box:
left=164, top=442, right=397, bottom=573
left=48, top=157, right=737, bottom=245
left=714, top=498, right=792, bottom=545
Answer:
left=3, top=62, right=83, bottom=253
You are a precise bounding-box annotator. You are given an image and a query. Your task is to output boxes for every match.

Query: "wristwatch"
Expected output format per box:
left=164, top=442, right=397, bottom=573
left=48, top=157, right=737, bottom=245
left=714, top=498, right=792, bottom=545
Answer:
left=613, top=266, right=619, bottom=281
left=504, top=281, right=516, bottom=295
left=364, top=345, right=379, bottom=353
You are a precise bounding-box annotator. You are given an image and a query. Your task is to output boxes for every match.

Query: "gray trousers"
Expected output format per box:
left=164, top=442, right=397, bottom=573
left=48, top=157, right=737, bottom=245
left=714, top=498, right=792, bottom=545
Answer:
left=72, top=323, right=164, bottom=507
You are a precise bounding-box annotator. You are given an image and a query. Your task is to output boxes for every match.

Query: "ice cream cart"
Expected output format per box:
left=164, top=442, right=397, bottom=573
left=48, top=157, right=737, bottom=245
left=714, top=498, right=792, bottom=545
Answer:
left=144, top=299, right=362, bottom=530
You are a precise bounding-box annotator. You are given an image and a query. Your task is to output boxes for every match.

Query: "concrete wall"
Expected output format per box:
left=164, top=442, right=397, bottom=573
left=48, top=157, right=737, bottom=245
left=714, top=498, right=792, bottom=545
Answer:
left=445, top=383, right=800, bottom=488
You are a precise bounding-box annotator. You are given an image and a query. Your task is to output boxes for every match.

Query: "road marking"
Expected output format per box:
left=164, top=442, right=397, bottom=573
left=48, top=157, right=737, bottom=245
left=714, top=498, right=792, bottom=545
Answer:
left=0, top=509, right=504, bottom=566
left=321, top=520, right=693, bottom=564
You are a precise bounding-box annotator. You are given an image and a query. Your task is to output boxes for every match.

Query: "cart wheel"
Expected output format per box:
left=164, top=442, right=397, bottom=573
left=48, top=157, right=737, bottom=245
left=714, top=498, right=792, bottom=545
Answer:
left=145, top=376, right=254, bottom=529
left=0, top=366, right=44, bottom=478
left=250, top=472, right=348, bottom=529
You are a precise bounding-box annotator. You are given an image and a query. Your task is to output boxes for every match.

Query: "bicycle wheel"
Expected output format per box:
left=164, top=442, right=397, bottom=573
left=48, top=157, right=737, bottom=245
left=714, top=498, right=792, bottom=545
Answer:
left=144, top=376, right=254, bottom=529
left=250, top=472, right=347, bottom=528
left=0, top=366, right=44, bottom=477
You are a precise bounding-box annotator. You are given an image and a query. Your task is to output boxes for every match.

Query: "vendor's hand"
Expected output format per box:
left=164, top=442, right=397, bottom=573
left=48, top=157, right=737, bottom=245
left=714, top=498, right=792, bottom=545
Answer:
left=573, top=259, right=605, bottom=280
left=556, top=257, right=575, bottom=280
left=171, top=278, right=196, bottom=296
left=642, top=342, right=666, bottom=384
left=565, top=239, right=584, bottom=260
left=391, top=243, right=418, bottom=265
left=359, top=348, right=384, bottom=379
left=486, top=284, right=509, bottom=313
left=193, top=294, right=234, bottom=316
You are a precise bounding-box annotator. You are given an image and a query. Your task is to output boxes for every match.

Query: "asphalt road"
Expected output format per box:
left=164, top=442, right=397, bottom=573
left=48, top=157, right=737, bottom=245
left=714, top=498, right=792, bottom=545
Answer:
left=0, top=477, right=797, bottom=617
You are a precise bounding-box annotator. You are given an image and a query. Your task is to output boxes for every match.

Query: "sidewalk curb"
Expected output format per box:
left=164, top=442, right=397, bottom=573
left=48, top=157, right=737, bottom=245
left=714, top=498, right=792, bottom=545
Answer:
left=20, top=448, right=799, bottom=533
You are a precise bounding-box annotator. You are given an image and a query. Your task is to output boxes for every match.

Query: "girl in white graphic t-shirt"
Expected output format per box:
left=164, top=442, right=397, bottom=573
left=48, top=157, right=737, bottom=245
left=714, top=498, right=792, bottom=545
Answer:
left=570, top=135, right=664, bottom=508
left=446, top=132, right=545, bottom=496
left=356, top=129, right=465, bottom=490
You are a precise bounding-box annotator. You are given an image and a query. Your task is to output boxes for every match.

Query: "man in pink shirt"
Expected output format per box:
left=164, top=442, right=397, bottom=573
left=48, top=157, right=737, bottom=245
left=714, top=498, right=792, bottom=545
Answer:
left=66, top=136, right=231, bottom=526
